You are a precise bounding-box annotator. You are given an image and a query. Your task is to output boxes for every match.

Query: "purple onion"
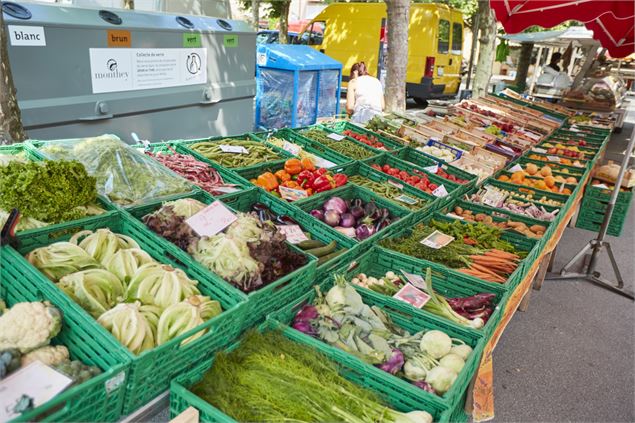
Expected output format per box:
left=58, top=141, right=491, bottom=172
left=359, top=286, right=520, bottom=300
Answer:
left=310, top=209, right=324, bottom=221
left=324, top=210, right=341, bottom=227
left=294, top=304, right=318, bottom=322
left=355, top=224, right=374, bottom=240
left=339, top=213, right=356, bottom=228
left=323, top=197, right=348, bottom=214
left=349, top=205, right=365, bottom=219
left=291, top=321, right=316, bottom=336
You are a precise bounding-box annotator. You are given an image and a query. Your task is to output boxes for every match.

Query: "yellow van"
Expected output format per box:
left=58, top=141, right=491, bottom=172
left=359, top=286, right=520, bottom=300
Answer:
left=297, top=2, right=464, bottom=105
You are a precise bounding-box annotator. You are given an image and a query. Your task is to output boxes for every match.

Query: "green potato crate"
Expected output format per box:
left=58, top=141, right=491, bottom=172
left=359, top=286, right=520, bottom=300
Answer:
left=4, top=211, right=247, bottom=414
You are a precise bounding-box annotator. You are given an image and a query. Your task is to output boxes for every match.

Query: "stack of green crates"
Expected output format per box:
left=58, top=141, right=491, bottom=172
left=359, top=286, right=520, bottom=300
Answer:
left=576, top=183, right=633, bottom=237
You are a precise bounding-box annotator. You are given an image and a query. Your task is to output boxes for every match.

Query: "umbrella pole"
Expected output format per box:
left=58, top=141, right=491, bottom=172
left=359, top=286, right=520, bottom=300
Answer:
left=545, top=125, right=635, bottom=300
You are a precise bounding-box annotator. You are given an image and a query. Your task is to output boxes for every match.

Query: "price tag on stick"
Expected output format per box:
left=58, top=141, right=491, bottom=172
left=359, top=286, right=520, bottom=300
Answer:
left=186, top=201, right=237, bottom=237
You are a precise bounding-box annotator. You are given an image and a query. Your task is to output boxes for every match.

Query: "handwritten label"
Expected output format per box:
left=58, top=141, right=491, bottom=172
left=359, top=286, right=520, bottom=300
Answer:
left=327, top=133, right=346, bottom=141
left=387, top=179, right=404, bottom=189
left=592, top=183, right=609, bottom=189
left=424, top=164, right=440, bottom=174
left=509, top=164, right=523, bottom=172
left=0, top=361, right=73, bottom=421
left=395, top=194, right=419, bottom=205
left=219, top=144, right=249, bottom=154
left=420, top=230, right=454, bottom=249
left=482, top=185, right=508, bottom=207
left=532, top=147, right=547, bottom=154
left=432, top=184, right=449, bottom=198
left=282, top=141, right=302, bottom=156
left=276, top=224, right=308, bottom=244
left=547, top=155, right=561, bottom=162
left=213, top=186, right=241, bottom=194
left=186, top=201, right=237, bottom=237
left=393, top=284, right=431, bottom=308
left=400, top=270, right=426, bottom=290
left=446, top=212, right=464, bottom=220
left=312, top=156, right=337, bottom=168
left=279, top=185, right=309, bottom=201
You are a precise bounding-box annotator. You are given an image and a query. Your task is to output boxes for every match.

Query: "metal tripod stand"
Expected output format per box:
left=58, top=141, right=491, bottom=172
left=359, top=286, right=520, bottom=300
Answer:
left=545, top=125, right=635, bottom=300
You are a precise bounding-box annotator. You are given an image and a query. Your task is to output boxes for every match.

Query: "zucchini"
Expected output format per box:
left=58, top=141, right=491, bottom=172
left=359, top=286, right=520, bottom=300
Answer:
left=317, top=248, right=347, bottom=265
left=306, top=240, right=337, bottom=257
left=297, top=239, right=325, bottom=250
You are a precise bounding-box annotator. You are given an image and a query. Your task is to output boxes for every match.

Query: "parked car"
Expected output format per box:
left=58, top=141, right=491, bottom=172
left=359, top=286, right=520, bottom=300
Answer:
left=257, top=30, right=299, bottom=45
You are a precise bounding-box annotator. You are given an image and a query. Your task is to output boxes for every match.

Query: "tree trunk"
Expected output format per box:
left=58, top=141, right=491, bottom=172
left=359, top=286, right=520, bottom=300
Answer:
left=513, top=42, right=533, bottom=91
left=123, top=0, right=134, bottom=9
left=472, top=0, right=496, bottom=98
left=0, top=12, right=26, bottom=144
left=251, top=0, right=260, bottom=30
left=384, top=0, right=410, bottom=112
left=279, top=1, right=291, bottom=44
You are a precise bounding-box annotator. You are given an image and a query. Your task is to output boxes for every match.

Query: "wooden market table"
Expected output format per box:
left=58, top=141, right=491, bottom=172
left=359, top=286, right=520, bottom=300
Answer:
left=467, top=167, right=593, bottom=421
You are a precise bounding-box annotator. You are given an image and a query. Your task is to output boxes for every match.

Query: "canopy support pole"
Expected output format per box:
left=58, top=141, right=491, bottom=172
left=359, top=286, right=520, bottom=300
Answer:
left=545, top=125, right=635, bottom=300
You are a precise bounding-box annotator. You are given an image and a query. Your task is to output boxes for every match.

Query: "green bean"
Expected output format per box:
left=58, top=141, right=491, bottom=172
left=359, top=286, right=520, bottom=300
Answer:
left=188, top=139, right=283, bottom=168
left=300, top=129, right=375, bottom=159
left=348, top=175, right=426, bottom=211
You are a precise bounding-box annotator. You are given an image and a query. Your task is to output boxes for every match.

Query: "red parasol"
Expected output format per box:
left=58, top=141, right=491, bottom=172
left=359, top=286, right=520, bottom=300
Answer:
left=490, top=0, right=634, bottom=58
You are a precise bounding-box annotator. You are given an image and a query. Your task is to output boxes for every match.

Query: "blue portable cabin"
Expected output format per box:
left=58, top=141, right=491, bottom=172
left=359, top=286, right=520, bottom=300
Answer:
left=255, top=44, right=342, bottom=130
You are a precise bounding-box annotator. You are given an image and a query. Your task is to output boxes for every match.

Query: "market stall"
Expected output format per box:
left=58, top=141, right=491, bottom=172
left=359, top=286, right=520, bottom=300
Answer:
left=1, top=87, right=622, bottom=423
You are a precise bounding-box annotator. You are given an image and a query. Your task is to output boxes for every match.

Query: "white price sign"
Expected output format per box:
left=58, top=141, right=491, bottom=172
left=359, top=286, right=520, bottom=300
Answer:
left=424, top=164, right=440, bottom=174
left=420, top=230, right=454, bottom=249
left=547, top=156, right=561, bottom=163
left=279, top=185, right=309, bottom=201
left=509, top=164, right=523, bottom=172
left=327, top=133, right=346, bottom=141
left=276, top=225, right=308, bottom=244
left=219, top=144, right=249, bottom=154
left=186, top=201, right=237, bottom=237
left=282, top=141, right=302, bottom=156
left=432, top=184, right=449, bottom=198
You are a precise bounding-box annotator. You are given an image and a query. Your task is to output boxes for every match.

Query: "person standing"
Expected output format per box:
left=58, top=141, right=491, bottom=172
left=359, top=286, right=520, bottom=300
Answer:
left=346, top=62, right=385, bottom=124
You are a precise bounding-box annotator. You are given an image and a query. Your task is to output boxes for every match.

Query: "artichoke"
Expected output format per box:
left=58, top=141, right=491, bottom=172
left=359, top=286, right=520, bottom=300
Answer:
left=104, top=248, right=156, bottom=284
left=0, top=302, right=62, bottom=353
left=97, top=302, right=158, bottom=355
left=26, top=242, right=101, bottom=281
left=58, top=269, right=125, bottom=318
left=70, top=228, right=139, bottom=265
left=157, top=295, right=222, bottom=346
left=126, top=263, right=200, bottom=310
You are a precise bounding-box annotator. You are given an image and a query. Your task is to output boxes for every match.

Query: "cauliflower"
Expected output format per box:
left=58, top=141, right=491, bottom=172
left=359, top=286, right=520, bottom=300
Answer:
left=0, top=302, right=62, bottom=353
left=21, top=345, right=70, bottom=367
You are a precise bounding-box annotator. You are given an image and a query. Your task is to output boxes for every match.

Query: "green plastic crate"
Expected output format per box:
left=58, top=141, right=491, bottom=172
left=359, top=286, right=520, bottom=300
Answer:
left=575, top=184, right=634, bottom=237
left=175, top=133, right=293, bottom=172
left=219, top=187, right=358, bottom=282
left=5, top=212, right=247, bottom=414
left=514, top=156, right=585, bottom=176
left=267, top=279, right=485, bottom=410
left=330, top=161, right=438, bottom=214
left=0, top=143, right=43, bottom=161
left=265, top=127, right=354, bottom=166
left=1, top=251, right=127, bottom=423
left=132, top=142, right=249, bottom=197
left=364, top=153, right=466, bottom=198
left=495, top=169, right=577, bottom=194
left=375, top=215, right=535, bottom=290
left=327, top=246, right=507, bottom=339
left=322, top=120, right=407, bottom=150
left=294, top=127, right=382, bottom=161
left=483, top=179, right=567, bottom=211
left=168, top=325, right=454, bottom=423
left=294, top=183, right=415, bottom=251
left=125, top=190, right=318, bottom=331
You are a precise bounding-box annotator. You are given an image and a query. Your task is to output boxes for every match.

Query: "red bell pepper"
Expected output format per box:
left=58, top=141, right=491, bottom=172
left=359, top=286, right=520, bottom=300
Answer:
left=313, top=175, right=335, bottom=193
left=314, top=168, right=328, bottom=176
left=333, top=173, right=348, bottom=187
left=296, top=170, right=315, bottom=188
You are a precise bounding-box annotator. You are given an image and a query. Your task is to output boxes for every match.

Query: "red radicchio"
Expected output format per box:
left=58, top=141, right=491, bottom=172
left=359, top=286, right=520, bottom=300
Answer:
left=377, top=349, right=404, bottom=375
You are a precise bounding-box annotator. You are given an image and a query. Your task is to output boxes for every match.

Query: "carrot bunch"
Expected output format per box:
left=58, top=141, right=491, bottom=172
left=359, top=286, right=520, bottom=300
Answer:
left=458, top=249, right=521, bottom=283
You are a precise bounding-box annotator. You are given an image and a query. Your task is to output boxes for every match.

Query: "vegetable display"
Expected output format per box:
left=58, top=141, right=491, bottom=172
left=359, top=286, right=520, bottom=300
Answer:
left=38, top=135, right=192, bottom=205
left=352, top=268, right=496, bottom=329
left=142, top=199, right=308, bottom=293
left=450, top=206, right=547, bottom=238
left=144, top=147, right=241, bottom=195
left=252, top=159, right=347, bottom=199
left=0, top=301, right=101, bottom=396
left=266, top=137, right=337, bottom=168
left=348, top=175, right=425, bottom=211
left=309, top=195, right=399, bottom=240
left=250, top=203, right=349, bottom=265
left=292, top=275, right=473, bottom=396
left=527, top=153, right=584, bottom=168
left=24, top=227, right=223, bottom=354
left=342, top=128, right=389, bottom=150
left=300, top=128, right=376, bottom=159
left=498, top=167, right=573, bottom=195
left=0, top=160, right=105, bottom=228
left=416, top=145, right=458, bottom=162
left=188, top=139, right=283, bottom=168
left=192, top=330, right=433, bottom=423
left=369, top=163, right=461, bottom=194
left=469, top=185, right=562, bottom=220
left=380, top=220, right=524, bottom=283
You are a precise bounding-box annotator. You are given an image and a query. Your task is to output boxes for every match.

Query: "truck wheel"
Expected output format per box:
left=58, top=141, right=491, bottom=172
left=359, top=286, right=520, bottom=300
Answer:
left=413, top=97, right=428, bottom=108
